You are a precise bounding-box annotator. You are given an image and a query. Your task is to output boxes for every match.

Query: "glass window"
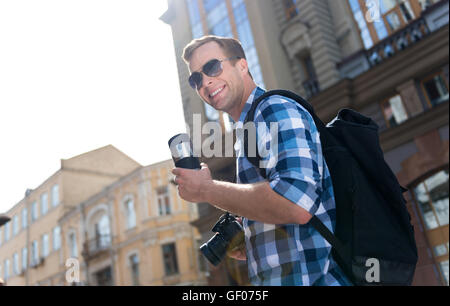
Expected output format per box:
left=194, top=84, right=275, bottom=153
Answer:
left=129, top=254, right=140, bottom=286
left=31, top=240, right=39, bottom=265
left=22, top=247, right=28, bottom=270
left=418, top=0, right=439, bottom=10
left=399, top=0, right=415, bottom=22
left=440, top=260, right=449, bottom=285
left=42, top=234, right=49, bottom=257
left=13, top=253, right=19, bottom=276
left=41, top=193, right=48, bottom=216
left=413, top=170, right=449, bottom=230
left=53, top=226, right=61, bottom=251
left=125, top=199, right=136, bottom=229
left=423, top=74, right=449, bottom=107
left=22, top=208, right=28, bottom=229
left=12, top=215, right=19, bottom=236
left=434, top=244, right=449, bottom=257
left=283, top=0, right=298, bottom=20
left=382, top=95, right=409, bottom=127
left=233, top=2, right=265, bottom=87
left=5, top=221, right=10, bottom=242
left=186, top=0, right=204, bottom=39
left=381, top=0, right=398, bottom=13
left=157, top=186, right=172, bottom=216
left=4, top=259, right=10, bottom=280
left=162, top=243, right=179, bottom=276
left=52, top=185, right=59, bottom=207
left=69, top=232, right=78, bottom=258
left=386, top=11, right=402, bottom=31
left=31, top=201, right=38, bottom=222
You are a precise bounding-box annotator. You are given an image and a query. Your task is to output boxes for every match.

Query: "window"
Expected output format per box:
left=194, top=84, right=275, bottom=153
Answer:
left=51, top=185, right=59, bottom=207
left=233, top=0, right=265, bottom=88
left=22, top=208, right=28, bottom=229
left=13, top=253, right=20, bottom=276
left=31, top=201, right=38, bottom=222
left=413, top=170, right=449, bottom=230
left=418, top=0, right=439, bottom=10
left=162, top=243, right=179, bottom=276
left=186, top=0, right=204, bottom=39
left=381, top=94, right=409, bottom=127
left=412, top=169, right=449, bottom=285
left=3, top=259, right=10, bottom=280
left=157, top=186, right=172, bottom=216
left=421, top=73, right=449, bottom=107
left=69, top=232, right=78, bottom=258
left=53, top=226, right=61, bottom=251
left=31, top=240, right=39, bottom=266
left=125, top=199, right=136, bottom=229
left=283, top=0, right=298, bottom=20
left=22, top=247, right=28, bottom=271
left=12, top=215, right=19, bottom=236
left=129, top=254, right=140, bottom=286
left=42, top=234, right=49, bottom=257
left=41, top=193, right=48, bottom=216
left=5, top=221, right=10, bottom=242
left=440, top=260, right=449, bottom=285
left=349, top=0, right=428, bottom=49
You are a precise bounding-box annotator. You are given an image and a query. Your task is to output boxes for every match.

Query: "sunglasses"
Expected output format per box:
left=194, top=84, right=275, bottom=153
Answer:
left=188, top=56, right=241, bottom=90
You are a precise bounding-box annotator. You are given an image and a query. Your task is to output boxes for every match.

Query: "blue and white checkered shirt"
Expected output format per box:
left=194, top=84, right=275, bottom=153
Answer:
left=234, top=87, right=350, bottom=286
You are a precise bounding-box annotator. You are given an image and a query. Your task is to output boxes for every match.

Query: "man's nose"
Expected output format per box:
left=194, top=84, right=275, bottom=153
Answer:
left=202, top=72, right=214, bottom=88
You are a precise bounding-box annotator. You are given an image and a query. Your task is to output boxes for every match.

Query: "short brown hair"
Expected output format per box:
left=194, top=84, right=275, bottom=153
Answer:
left=182, top=35, right=252, bottom=78
left=182, top=35, right=246, bottom=63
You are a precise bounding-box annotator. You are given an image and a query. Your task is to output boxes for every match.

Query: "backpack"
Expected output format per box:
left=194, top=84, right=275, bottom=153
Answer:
left=242, top=89, right=418, bottom=286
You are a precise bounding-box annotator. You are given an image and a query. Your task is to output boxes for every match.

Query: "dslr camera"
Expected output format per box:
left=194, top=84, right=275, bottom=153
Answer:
left=200, top=213, right=245, bottom=266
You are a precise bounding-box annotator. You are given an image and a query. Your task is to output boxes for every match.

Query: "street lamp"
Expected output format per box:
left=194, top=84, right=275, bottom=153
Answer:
left=0, top=214, right=10, bottom=227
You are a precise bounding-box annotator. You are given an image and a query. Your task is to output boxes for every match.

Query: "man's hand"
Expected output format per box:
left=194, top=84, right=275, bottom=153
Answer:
left=172, top=163, right=213, bottom=203
left=227, top=217, right=247, bottom=261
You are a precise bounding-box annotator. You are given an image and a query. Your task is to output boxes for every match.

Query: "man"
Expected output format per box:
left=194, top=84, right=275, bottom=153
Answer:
left=172, top=35, right=350, bottom=286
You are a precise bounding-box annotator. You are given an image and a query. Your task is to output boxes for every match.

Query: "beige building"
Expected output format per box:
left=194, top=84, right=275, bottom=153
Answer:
left=161, top=0, right=449, bottom=285
left=0, top=145, right=206, bottom=286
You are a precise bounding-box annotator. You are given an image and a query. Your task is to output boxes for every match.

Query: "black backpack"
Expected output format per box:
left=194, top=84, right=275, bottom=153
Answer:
left=242, top=89, right=418, bottom=286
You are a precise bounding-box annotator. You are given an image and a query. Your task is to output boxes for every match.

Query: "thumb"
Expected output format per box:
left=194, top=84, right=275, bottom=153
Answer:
left=200, top=162, right=209, bottom=170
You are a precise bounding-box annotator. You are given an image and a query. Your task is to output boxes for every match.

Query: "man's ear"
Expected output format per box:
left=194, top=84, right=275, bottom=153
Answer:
left=238, top=58, right=249, bottom=76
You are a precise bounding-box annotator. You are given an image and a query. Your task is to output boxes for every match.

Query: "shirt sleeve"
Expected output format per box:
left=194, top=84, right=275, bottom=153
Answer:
left=253, top=96, right=324, bottom=216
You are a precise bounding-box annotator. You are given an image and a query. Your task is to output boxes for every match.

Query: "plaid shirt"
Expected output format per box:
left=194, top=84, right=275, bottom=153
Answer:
left=235, top=87, right=350, bottom=286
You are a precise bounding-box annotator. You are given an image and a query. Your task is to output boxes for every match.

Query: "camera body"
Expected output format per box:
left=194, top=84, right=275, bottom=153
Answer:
left=168, top=133, right=201, bottom=170
left=200, top=213, right=245, bottom=266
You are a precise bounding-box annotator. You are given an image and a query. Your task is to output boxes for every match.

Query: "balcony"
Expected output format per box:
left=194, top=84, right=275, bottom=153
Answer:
left=367, top=18, right=429, bottom=67
left=82, top=235, right=112, bottom=260
left=338, top=0, right=448, bottom=79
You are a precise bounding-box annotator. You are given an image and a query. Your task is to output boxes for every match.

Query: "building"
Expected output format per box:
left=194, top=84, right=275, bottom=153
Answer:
left=0, top=145, right=206, bottom=286
left=161, top=0, right=449, bottom=286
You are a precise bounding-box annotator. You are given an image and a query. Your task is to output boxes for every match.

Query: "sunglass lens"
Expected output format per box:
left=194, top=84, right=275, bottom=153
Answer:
left=203, top=59, right=222, bottom=77
left=189, top=72, right=202, bottom=90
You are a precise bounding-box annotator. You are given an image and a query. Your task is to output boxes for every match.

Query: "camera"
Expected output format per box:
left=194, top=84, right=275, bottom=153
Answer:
left=168, top=133, right=201, bottom=170
left=200, top=213, right=245, bottom=266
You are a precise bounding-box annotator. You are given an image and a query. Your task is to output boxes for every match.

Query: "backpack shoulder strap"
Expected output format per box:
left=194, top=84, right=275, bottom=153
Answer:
left=241, top=90, right=349, bottom=271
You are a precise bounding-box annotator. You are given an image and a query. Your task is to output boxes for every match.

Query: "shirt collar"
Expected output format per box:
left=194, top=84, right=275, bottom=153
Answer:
left=237, top=86, right=266, bottom=125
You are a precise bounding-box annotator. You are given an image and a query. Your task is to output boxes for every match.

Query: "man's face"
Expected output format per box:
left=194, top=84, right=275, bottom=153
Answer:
left=188, top=42, right=245, bottom=114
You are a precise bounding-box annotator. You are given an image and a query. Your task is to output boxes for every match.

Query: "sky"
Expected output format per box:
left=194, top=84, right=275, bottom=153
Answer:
left=0, top=0, right=187, bottom=213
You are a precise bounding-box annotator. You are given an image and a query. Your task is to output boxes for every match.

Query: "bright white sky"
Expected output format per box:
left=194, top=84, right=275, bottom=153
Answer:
left=0, top=0, right=187, bottom=213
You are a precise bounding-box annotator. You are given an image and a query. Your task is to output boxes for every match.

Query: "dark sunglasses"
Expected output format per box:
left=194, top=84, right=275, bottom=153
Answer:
left=188, top=56, right=241, bottom=90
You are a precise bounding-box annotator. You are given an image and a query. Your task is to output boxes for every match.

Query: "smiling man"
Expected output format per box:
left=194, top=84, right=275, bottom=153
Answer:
left=172, top=36, right=350, bottom=286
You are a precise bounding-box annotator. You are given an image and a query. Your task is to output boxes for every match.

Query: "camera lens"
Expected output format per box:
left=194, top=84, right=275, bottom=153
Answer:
left=200, top=233, right=228, bottom=266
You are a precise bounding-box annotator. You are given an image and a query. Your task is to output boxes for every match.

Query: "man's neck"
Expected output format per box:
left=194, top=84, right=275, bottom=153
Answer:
left=230, top=82, right=257, bottom=122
